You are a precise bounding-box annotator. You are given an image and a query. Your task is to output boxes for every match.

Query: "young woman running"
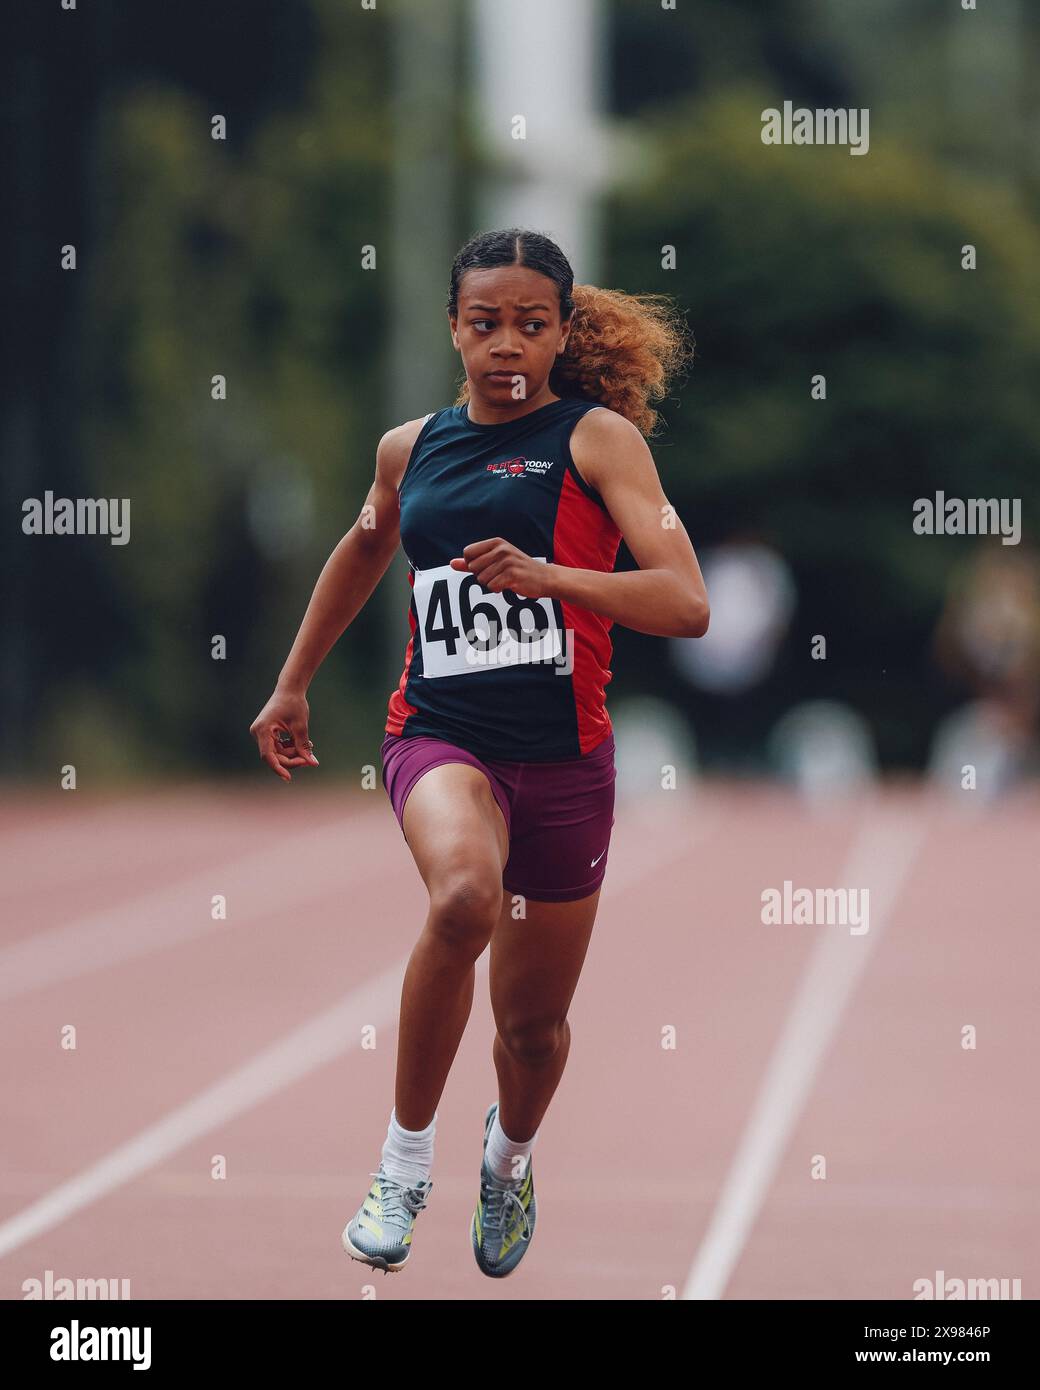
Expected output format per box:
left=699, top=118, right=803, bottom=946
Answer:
left=249, top=228, right=709, bottom=1280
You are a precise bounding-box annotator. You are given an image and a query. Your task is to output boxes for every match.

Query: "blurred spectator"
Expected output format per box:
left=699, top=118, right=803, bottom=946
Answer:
left=612, top=695, right=698, bottom=820
left=928, top=544, right=1040, bottom=796
left=669, top=540, right=796, bottom=696
left=768, top=700, right=878, bottom=808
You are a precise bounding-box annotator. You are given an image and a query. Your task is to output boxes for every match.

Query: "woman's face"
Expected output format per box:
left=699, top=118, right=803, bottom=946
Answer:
left=450, top=265, right=571, bottom=405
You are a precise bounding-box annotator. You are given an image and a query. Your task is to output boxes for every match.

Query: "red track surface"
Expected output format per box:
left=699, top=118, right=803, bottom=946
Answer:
left=1, top=781, right=1036, bottom=1300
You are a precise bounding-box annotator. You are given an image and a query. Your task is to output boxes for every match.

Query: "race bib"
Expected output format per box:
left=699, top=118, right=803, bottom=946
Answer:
left=411, top=558, right=562, bottom=678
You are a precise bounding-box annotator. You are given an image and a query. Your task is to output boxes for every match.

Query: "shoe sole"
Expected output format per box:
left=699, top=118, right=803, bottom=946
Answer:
left=341, top=1226, right=409, bottom=1273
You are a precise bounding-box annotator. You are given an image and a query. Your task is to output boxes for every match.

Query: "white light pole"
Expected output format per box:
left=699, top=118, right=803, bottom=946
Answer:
left=470, top=0, right=611, bottom=281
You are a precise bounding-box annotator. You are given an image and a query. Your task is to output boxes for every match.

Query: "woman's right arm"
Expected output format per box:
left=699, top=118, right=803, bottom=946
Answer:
left=249, top=418, right=425, bottom=781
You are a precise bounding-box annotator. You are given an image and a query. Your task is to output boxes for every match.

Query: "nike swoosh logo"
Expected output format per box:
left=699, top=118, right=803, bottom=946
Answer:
left=590, top=849, right=606, bottom=867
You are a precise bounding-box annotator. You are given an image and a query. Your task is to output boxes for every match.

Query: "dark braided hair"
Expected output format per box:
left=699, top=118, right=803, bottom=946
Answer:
left=447, top=228, right=574, bottom=321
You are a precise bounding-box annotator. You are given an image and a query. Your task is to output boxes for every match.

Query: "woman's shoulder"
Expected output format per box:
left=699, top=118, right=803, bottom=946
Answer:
left=378, top=409, right=442, bottom=452
left=376, top=411, right=445, bottom=489
left=569, top=403, right=647, bottom=488
left=571, top=401, right=641, bottom=439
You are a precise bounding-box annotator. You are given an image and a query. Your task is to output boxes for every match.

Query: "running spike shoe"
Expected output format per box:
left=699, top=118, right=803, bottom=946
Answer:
left=471, top=1102, right=536, bottom=1277
left=342, top=1163, right=433, bottom=1273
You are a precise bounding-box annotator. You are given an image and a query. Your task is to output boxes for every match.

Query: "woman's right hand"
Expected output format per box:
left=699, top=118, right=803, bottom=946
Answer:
left=249, top=687, right=320, bottom=782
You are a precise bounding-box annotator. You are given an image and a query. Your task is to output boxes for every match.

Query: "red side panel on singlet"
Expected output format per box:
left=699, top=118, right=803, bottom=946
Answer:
left=550, top=469, right=623, bottom=754
left=385, top=569, right=420, bottom=736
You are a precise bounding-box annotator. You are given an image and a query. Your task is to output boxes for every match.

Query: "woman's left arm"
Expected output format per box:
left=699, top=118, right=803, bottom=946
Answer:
left=546, top=407, right=709, bottom=638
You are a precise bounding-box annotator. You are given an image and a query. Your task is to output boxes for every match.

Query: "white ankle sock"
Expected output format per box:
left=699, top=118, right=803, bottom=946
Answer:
left=380, top=1108, right=436, bottom=1187
left=485, top=1108, right=537, bottom=1182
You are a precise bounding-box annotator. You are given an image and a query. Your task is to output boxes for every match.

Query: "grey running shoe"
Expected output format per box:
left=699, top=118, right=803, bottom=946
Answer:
left=341, top=1163, right=433, bottom=1273
left=470, top=1102, right=536, bottom=1278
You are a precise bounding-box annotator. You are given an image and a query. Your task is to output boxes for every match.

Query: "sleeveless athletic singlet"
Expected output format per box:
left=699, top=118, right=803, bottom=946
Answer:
left=385, top=397, right=623, bottom=762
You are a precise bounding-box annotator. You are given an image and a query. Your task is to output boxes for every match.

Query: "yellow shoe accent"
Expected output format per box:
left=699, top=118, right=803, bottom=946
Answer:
left=500, top=1214, right=525, bottom=1257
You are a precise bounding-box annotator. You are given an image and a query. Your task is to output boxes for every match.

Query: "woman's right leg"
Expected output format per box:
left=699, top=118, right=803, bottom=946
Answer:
left=392, top=763, right=510, bottom=1131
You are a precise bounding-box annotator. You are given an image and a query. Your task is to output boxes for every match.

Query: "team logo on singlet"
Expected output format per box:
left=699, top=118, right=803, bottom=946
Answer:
left=485, top=456, right=555, bottom=479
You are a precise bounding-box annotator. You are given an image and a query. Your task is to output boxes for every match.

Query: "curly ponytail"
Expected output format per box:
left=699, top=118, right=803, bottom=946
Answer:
left=449, top=229, right=693, bottom=438
left=548, top=284, right=693, bottom=438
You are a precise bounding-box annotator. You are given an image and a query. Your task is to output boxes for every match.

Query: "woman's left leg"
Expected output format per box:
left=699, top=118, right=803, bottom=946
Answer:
left=488, top=888, right=601, bottom=1142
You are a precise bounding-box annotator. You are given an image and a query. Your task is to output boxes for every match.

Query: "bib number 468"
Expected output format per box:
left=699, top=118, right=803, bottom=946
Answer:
left=412, top=559, right=562, bottom=678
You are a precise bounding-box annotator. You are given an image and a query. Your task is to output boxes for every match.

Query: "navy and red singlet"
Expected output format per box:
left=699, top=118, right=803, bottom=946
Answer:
left=385, top=397, right=623, bottom=763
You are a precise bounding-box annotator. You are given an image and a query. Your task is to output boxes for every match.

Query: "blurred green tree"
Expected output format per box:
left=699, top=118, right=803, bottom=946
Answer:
left=63, top=1, right=393, bottom=780
left=607, top=87, right=1040, bottom=764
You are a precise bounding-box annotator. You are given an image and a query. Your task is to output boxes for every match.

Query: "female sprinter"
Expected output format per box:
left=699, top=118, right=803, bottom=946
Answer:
left=249, top=228, right=709, bottom=1279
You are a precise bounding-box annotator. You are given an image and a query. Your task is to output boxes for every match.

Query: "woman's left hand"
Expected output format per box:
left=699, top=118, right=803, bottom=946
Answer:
left=449, top=538, right=551, bottom=597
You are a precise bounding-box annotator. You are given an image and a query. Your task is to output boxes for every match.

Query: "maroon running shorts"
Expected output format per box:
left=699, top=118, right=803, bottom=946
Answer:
left=380, top=731, right=616, bottom=903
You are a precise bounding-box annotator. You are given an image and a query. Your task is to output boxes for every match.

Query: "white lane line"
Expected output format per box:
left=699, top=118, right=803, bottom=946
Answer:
left=0, top=792, right=714, bottom=1260
left=0, top=960, right=406, bottom=1260
left=0, top=814, right=367, bottom=1003
left=682, top=800, right=930, bottom=1300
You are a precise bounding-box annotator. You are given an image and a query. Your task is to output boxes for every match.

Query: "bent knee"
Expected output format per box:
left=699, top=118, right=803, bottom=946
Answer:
left=498, top=1018, right=566, bottom=1066
left=428, top=875, right=501, bottom=948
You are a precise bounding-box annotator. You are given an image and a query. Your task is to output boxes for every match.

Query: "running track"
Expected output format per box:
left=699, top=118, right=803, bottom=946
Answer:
left=1, top=778, right=1036, bottom=1300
